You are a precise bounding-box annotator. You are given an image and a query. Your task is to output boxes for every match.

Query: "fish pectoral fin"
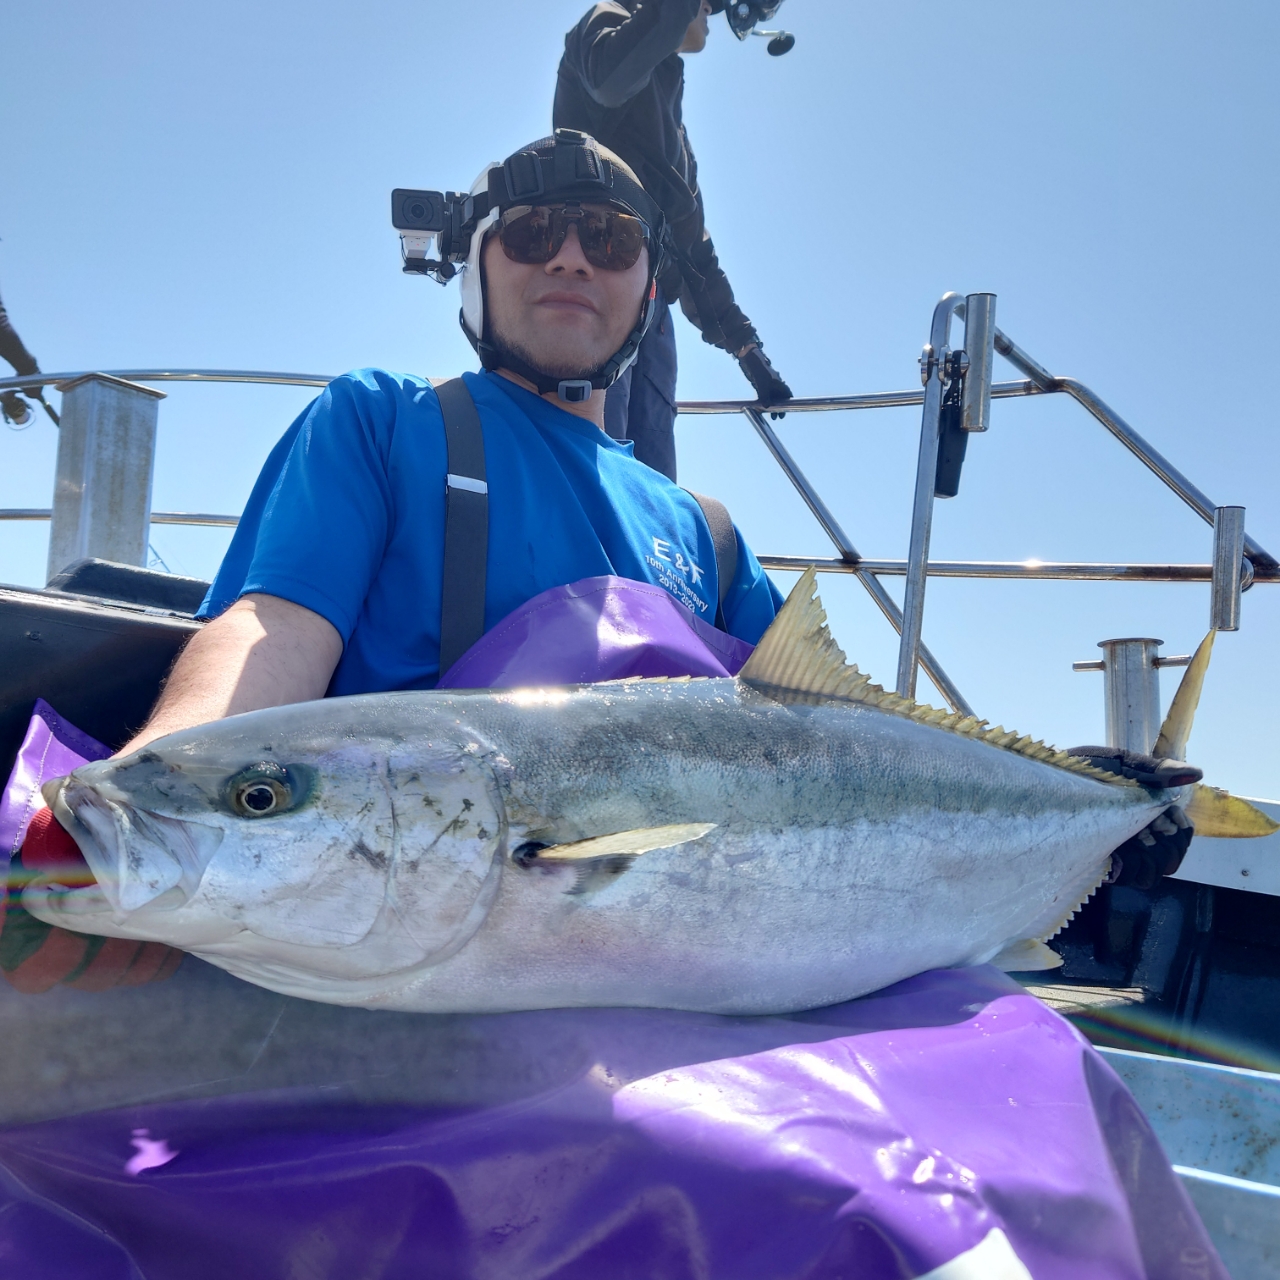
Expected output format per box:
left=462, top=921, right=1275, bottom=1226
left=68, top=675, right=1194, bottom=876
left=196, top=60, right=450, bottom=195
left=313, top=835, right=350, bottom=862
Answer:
left=526, top=823, right=717, bottom=863
left=516, top=824, right=717, bottom=897
left=1184, top=784, right=1280, bottom=838
left=990, top=939, right=1064, bottom=973
left=1153, top=631, right=1214, bottom=760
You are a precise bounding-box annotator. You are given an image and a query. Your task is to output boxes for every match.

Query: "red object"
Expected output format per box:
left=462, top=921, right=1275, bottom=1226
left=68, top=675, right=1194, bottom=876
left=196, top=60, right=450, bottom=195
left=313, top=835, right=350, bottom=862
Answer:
left=6, top=806, right=184, bottom=991
left=20, top=806, right=91, bottom=878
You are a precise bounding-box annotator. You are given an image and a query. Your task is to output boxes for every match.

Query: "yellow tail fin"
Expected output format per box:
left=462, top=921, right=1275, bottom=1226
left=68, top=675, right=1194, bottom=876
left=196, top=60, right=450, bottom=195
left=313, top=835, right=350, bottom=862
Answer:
left=1184, top=786, right=1279, bottom=838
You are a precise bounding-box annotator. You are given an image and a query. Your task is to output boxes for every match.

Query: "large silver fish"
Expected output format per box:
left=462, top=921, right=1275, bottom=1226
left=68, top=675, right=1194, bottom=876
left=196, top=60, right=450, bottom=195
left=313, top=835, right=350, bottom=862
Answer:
left=24, top=571, right=1274, bottom=1014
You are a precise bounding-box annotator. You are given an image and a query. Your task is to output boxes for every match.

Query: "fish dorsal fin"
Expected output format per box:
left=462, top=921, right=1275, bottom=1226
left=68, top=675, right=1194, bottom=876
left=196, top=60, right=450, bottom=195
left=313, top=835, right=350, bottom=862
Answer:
left=1153, top=631, right=1214, bottom=760
left=738, top=567, right=1136, bottom=787
left=738, top=566, right=876, bottom=703
left=1184, top=786, right=1279, bottom=838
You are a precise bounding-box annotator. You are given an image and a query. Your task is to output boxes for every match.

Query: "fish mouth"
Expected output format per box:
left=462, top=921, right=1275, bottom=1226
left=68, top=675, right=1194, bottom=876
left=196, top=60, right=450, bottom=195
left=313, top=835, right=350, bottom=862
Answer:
left=44, top=778, right=224, bottom=916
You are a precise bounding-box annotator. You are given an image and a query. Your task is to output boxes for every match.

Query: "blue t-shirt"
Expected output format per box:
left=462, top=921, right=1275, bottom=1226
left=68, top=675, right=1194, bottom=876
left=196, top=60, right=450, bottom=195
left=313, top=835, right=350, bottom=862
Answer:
left=200, top=368, right=782, bottom=695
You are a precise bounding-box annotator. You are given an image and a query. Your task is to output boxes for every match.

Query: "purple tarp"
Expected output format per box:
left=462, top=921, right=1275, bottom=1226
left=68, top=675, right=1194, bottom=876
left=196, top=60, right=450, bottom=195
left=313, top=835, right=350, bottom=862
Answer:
left=437, top=575, right=756, bottom=688
left=0, top=579, right=1224, bottom=1278
left=1, top=698, right=111, bottom=865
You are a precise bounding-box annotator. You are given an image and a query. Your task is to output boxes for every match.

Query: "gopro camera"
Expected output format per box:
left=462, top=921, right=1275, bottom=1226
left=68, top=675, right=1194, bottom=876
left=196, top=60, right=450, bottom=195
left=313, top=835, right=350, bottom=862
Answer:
left=391, top=188, right=475, bottom=282
left=392, top=189, right=447, bottom=232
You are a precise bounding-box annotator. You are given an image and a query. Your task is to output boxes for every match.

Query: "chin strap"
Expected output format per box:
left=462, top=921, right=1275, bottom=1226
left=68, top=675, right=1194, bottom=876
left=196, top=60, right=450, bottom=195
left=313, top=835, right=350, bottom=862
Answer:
left=463, top=281, right=659, bottom=404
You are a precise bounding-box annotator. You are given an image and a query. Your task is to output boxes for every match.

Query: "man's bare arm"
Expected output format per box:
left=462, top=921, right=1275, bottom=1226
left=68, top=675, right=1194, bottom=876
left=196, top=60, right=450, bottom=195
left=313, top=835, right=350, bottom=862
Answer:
left=116, top=593, right=343, bottom=756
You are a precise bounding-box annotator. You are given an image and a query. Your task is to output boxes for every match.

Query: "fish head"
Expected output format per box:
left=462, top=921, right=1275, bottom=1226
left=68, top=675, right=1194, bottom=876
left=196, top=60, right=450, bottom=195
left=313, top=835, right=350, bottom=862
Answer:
left=26, top=703, right=507, bottom=997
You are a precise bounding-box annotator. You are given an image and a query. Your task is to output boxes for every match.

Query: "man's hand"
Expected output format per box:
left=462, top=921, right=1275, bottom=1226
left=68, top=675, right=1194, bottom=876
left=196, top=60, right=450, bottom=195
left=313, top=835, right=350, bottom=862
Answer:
left=1067, top=746, right=1202, bottom=789
left=1, top=390, right=31, bottom=426
left=1068, top=745, right=1201, bottom=889
left=1, top=808, right=183, bottom=993
left=737, top=345, right=793, bottom=417
left=1106, top=806, right=1194, bottom=889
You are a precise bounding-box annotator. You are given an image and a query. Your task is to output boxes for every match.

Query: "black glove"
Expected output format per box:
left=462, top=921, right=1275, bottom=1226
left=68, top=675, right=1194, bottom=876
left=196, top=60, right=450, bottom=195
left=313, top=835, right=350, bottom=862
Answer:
left=1066, top=747, right=1200, bottom=889
left=1105, top=806, right=1194, bottom=889
left=1, top=390, right=31, bottom=426
left=1066, top=746, right=1202, bottom=790
left=738, top=346, right=793, bottom=417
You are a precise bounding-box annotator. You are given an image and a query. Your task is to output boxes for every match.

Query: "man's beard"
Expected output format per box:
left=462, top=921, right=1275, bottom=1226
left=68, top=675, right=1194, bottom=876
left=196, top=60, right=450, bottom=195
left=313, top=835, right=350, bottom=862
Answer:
left=485, top=322, right=603, bottom=382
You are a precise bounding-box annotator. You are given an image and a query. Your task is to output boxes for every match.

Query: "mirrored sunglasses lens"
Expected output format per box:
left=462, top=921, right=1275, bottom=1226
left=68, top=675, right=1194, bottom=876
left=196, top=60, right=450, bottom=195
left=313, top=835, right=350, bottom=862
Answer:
left=499, top=207, right=560, bottom=264
left=579, top=211, right=646, bottom=271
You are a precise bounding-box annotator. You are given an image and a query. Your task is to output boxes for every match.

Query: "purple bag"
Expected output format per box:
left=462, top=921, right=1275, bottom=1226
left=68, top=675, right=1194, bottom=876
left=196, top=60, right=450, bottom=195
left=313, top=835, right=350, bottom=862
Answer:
left=1, top=698, right=111, bottom=868
left=438, top=574, right=755, bottom=688
left=0, top=585, right=1223, bottom=1279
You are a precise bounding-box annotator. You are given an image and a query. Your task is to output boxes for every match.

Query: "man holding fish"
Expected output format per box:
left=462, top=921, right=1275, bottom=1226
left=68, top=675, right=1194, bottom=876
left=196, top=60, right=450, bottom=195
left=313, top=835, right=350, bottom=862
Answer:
left=11, top=130, right=1235, bottom=1003
left=125, top=130, right=782, bottom=759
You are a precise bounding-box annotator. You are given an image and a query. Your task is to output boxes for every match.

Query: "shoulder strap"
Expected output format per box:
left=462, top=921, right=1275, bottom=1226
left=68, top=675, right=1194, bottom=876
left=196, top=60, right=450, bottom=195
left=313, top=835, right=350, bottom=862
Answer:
left=436, top=378, right=488, bottom=678
left=686, top=490, right=738, bottom=631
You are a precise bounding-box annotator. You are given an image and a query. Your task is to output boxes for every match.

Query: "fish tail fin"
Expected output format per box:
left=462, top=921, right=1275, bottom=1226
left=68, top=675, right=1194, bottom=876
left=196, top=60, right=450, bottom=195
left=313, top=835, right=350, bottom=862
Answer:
left=1153, top=631, right=1215, bottom=760
left=1184, top=785, right=1279, bottom=838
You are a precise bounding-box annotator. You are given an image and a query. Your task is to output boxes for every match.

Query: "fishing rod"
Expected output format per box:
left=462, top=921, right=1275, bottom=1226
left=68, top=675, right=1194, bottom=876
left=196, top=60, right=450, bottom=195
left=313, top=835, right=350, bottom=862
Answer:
left=714, top=0, right=796, bottom=55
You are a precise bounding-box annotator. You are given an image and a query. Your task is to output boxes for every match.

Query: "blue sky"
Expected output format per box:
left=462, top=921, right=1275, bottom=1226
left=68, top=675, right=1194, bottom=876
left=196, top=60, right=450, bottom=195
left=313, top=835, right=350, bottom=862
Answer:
left=2, top=0, right=1277, bottom=796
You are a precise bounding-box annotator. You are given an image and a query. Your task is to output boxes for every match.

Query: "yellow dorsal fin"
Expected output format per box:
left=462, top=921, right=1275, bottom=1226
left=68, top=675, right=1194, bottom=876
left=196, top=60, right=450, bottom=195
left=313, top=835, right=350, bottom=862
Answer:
left=1153, top=631, right=1215, bottom=760
left=738, top=566, right=870, bottom=702
left=1184, top=786, right=1279, bottom=838
left=738, top=567, right=1137, bottom=786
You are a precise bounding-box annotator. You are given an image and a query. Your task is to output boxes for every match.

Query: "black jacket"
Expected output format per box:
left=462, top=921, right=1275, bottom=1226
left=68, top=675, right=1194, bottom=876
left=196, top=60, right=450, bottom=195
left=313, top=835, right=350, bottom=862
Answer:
left=0, top=290, right=38, bottom=377
left=554, top=0, right=758, bottom=355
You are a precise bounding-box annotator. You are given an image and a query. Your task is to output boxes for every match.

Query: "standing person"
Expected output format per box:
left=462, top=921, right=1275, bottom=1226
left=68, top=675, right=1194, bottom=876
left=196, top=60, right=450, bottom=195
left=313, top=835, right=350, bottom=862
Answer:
left=555, top=0, right=793, bottom=481
left=0, top=287, right=43, bottom=426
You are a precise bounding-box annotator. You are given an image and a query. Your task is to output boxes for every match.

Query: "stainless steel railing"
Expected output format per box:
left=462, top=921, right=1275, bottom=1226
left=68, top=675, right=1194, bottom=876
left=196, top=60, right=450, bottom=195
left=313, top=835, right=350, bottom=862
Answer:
left=2, top=302, right=1275, bottom=716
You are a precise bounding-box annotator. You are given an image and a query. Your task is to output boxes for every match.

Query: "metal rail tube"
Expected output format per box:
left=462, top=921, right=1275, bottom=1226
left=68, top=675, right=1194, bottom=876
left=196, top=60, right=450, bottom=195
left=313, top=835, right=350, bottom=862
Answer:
left=741, top=407, right=972, bottom=715
left=848, top=569, right=975, bottom=716
left=7, top=510, right=1268, bottom=585
left=896, top=292, right=964, bottom=698
left=675, top=380, right=1046, bottom=416
left=992, top=330, right=1058, bottom=391
left=982, top=337, right=1278, bottom=571
left=743, top=408, right=859, bottom=560
left=1211, top=506, right=1246, bottom=630
left=755, top=555, right=1280, bottom=583
left=0, top=369, right=336, bottom=391
left=0, top=374, right=1049, bottom=414
left=0, top=509, right=241, bottom=527
left=1057, top=378, right=1277, bottom=568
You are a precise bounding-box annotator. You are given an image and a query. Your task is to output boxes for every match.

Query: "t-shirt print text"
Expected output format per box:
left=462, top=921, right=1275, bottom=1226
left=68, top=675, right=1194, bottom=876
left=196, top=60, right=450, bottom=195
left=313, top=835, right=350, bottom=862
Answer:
left=646, top=536, right=709, bottom=615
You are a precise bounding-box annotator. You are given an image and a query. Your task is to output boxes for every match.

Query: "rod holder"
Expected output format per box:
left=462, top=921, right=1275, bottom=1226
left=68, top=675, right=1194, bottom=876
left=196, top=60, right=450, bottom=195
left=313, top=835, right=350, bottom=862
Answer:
left=47, top=374, right=165, bottom=583
left=1210, top=505, right=1246, bottom=631
left=1072, top=639, right=1194, bottom=753
left=960, top=293, right=996, bottom=433
left=897, top=292, right=965, bottom=698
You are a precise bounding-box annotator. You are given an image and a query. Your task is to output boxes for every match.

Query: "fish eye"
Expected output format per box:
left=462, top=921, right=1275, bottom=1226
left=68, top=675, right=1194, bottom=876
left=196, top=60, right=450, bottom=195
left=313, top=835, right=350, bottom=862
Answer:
left=224, top=763, right=315, bottom=819
left=238, top=780, right=285, bottom=815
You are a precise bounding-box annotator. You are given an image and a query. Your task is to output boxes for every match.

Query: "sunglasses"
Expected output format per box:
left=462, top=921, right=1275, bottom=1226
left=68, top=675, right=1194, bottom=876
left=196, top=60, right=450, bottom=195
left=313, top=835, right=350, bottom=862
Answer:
left=497, top=202, right=649, bottom=272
